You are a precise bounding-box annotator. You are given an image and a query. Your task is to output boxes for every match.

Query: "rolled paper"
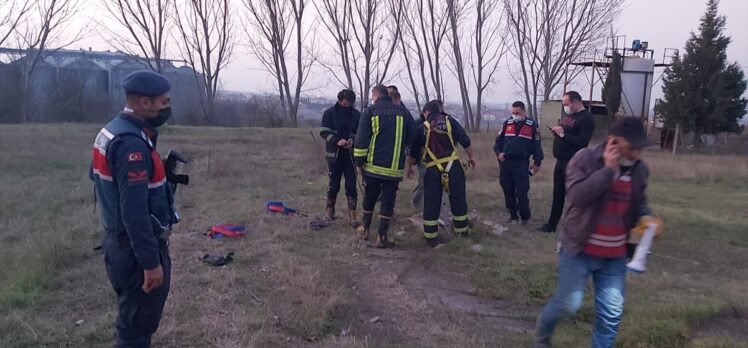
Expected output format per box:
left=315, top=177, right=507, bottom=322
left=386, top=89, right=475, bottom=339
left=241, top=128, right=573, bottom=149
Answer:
left=627, top=222, right=657, bottom=273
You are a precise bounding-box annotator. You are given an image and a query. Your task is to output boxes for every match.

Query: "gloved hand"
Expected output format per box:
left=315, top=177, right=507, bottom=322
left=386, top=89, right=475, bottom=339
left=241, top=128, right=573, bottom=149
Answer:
left=628, top=215, right=664, bottom=244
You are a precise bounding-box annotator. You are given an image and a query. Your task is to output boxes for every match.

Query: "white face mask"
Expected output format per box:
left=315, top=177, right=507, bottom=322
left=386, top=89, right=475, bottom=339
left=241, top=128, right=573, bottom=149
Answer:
left=563, top=106, right=572, bottom=115
left=619, top=157, right=635, bottom=166
left=511, top=114, right=524, bottom=121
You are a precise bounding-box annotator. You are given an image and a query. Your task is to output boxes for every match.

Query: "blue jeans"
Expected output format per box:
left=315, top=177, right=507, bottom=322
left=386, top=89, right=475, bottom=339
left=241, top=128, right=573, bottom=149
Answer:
left=535, top=249, right=627, bottom=348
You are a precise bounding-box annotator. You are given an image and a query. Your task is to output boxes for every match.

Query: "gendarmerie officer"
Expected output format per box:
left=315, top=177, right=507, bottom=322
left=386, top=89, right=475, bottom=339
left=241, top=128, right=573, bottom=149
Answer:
left=91, top=70, right=177, bottom=347
left=494, top=101, right=543, bottom=225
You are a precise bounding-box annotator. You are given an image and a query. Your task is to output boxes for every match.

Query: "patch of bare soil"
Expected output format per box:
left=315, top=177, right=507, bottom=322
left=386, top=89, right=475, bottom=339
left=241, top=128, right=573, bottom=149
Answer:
left=690, top=307, right=748, bottom=342
left=319, top=219, right=533, bottom=347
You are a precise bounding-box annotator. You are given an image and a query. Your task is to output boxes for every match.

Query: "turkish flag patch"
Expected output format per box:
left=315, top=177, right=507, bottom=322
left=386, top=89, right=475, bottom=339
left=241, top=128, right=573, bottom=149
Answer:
left=127, top=170, right=149, bottom=184
left=127, top=152, right=144, bottom=162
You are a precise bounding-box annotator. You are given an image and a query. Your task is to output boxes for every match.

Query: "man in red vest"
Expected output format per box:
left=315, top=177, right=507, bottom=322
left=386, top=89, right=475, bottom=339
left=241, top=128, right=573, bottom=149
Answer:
left=534, top=118, right=653, bottom=348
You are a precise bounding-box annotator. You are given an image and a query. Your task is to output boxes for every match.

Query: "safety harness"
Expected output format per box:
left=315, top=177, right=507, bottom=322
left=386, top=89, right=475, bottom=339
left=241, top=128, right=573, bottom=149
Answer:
left=423, top=114, right=460, bottom=193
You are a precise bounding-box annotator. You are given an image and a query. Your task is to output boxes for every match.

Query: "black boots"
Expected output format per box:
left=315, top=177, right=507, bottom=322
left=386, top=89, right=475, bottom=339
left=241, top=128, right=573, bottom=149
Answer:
left=375, top=216, right=395, bottom=248
left=325, top=198, right=336, bottom=220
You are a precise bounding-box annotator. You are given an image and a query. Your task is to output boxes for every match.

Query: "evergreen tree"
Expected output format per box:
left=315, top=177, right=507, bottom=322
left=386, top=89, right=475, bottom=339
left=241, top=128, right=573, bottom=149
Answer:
left=602, top=51, right=623, bottom=122
left=656, top=0, right=747, bottom=145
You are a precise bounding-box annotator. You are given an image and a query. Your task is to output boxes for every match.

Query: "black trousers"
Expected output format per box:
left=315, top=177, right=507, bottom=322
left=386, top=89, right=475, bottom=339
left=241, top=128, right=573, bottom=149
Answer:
left=423, top=164, right=468, bottom=237
left=326, top=150, right=357, bottom=200
left=104, top=234, right=171, bottom=348
left=499, top=159, right=531, bottom=221
left=361, top=175, right=398, bottom=236
left=547, top=159, right=568, bottom=228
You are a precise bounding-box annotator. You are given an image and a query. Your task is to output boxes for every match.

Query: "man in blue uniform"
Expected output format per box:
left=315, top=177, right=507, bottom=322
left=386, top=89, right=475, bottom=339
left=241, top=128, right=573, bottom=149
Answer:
left=494, top=101, right=544, bottom=225
left=91, top=70, right=176, bottom=347
left=319, top=89, right=361, bottom=222
left=353, top=85, right=417, bottom=248
left=409, top=100, right=476, bottom=247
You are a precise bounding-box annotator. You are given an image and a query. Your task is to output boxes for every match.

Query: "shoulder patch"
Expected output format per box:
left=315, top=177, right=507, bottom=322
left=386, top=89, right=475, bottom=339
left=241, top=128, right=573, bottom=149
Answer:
left=127, top=152, right=144, bottom=162
left=525, top=119, right=534, bottom=125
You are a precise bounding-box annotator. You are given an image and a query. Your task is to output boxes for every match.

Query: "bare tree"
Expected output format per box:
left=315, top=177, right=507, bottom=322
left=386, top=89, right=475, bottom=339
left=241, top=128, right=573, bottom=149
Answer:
left=174, top=0, right=235, bottom=120
left=314, top=0, right=354, bottom=89
left=16, top=0, right=82, bottom=122
left=244, top=0, right=313, bottom=127
left=447, top=0, right=474, bottom=130
left=0, top=0, right=32, bottom=47
left=399, top=0, right=450, bottom=111
left=471, top=0, right=507, bottom=129
left=101, top=0, right=171, bottom=72
left=504, top=0, right=622, bottom=118
left=316, top=0, right=403, bottom=108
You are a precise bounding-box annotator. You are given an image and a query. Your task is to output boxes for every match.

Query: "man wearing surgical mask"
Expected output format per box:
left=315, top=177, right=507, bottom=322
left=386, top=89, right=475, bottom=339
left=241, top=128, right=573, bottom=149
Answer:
left=90, top=70, right=176, bottom=347
left=539, top=91, right=595, bottom=233
left=494, top=101, right=543, bottom=225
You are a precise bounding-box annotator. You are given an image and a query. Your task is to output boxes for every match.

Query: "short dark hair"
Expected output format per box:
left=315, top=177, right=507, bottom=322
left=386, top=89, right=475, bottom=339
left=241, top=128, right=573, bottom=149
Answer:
left=337, top=89, right=356, bottom=103
left=511, top=101, right=525, bottom=111
left=386, top=85, right=399, bottom=92
left=564, top=91, right=583, bottom=102
left=422, top=100, right=442, bottom=115
left=372, top=84, right=388, bottom=98
left=388, top=89, right=401, bottom=101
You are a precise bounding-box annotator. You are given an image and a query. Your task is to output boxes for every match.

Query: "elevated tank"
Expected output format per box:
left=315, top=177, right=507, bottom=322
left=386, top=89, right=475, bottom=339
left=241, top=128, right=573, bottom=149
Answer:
left=620, top=57, right=655, bottom=119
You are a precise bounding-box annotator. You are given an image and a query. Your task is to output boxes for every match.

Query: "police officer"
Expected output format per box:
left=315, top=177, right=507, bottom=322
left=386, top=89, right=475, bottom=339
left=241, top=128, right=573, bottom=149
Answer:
left=409, top=100, right=475, bottom=247
left=320, top=89, right=361, bottom=222
left=91, top=70, right=176, bottom=347
left=353, top=85, right=417, bottom=248
left=494, top=101, right=543, bottom=225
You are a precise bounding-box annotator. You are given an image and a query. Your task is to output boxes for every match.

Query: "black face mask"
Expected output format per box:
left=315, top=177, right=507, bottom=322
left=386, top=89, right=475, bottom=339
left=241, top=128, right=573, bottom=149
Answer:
left=146, top=107, right=171, bottom=127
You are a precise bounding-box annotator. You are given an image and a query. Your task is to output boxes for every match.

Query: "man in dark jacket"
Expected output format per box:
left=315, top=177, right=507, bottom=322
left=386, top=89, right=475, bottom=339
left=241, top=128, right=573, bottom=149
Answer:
left=320, top=89, right=361, bottom=221
left=353, top=85, right=417, bottom=248
left=91, top=70, right=176, bottom=347
left=539, top=91, right=595, bottom=232
left=534, top=117, right=653, bottom=348
left=410, top=100, right=475, bottom=247
left=494, top=101, right=543, bottom=225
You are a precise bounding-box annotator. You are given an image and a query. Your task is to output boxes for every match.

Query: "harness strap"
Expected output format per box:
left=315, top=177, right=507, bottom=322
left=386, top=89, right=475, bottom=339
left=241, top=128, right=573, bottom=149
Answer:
left=423, top=117, right=459, bottom=173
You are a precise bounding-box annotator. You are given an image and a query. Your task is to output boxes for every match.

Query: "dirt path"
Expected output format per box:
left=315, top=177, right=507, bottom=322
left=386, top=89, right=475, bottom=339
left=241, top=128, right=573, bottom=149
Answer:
left=311, top=218, right=534, bottom=347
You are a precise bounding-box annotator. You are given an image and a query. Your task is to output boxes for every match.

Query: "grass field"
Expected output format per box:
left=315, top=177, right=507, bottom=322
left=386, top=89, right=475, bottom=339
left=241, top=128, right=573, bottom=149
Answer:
left=1, top=123, right=747, bottom=347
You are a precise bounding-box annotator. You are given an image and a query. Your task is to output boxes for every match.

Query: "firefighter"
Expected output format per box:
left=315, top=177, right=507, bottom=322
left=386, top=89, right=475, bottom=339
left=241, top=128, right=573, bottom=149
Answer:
left=319, top=89, right=361, bottom=222
left=409, top=100, right=476, bottom=247
left=494, top=101, right=544, bottom=225
left=353, top=85, right=417, bottom=248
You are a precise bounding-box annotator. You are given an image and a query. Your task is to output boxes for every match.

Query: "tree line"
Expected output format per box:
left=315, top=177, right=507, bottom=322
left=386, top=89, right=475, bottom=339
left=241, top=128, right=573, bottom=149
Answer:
left=0, top=0, right=626, bottom=129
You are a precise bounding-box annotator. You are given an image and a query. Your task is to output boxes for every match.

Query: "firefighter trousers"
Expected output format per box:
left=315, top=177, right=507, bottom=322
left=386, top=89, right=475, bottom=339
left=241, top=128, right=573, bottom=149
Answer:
left=423, top=163, right=468, bottom=238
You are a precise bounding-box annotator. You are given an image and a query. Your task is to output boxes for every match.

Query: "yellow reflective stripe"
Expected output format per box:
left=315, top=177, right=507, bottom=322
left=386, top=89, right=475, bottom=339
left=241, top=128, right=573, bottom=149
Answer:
left=453, top=214, right=468, bottom=222
left=454, top=226, right=469, bottom=233
left=367, top=116, right=379, bottom=165
left=353, top=148, right=368, bottom=157
left=392, top=115, right=403, bottom=170
left=364, top=164, right=402, bottom=177
left=423, top=219, right=439, bottom=226
left=424, top=231, right=439, bottom=239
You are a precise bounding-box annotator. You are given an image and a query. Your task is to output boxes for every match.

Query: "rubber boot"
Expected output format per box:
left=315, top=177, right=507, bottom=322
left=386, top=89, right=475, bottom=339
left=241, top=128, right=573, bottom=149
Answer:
left=375, top=216, right=396, bottom=248
left=359, top=211, right=373, bottom=240
left=325, top=198, right=336, bottom=220
left=347, top=196, right=358, bottom=222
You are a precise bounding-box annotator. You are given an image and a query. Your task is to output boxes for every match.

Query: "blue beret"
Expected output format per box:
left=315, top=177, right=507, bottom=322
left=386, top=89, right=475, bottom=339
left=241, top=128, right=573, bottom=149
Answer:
left=122, top=70, right=172, bottom=97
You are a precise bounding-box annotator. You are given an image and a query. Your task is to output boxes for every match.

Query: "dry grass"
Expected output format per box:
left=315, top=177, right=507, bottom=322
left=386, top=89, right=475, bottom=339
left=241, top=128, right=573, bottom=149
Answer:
left=1, top=124, right=747, bottom=347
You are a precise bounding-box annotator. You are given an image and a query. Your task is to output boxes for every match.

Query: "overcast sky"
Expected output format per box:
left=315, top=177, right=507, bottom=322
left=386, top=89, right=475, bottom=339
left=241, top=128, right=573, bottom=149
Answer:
left=29, top=0, right=748, bottom=103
